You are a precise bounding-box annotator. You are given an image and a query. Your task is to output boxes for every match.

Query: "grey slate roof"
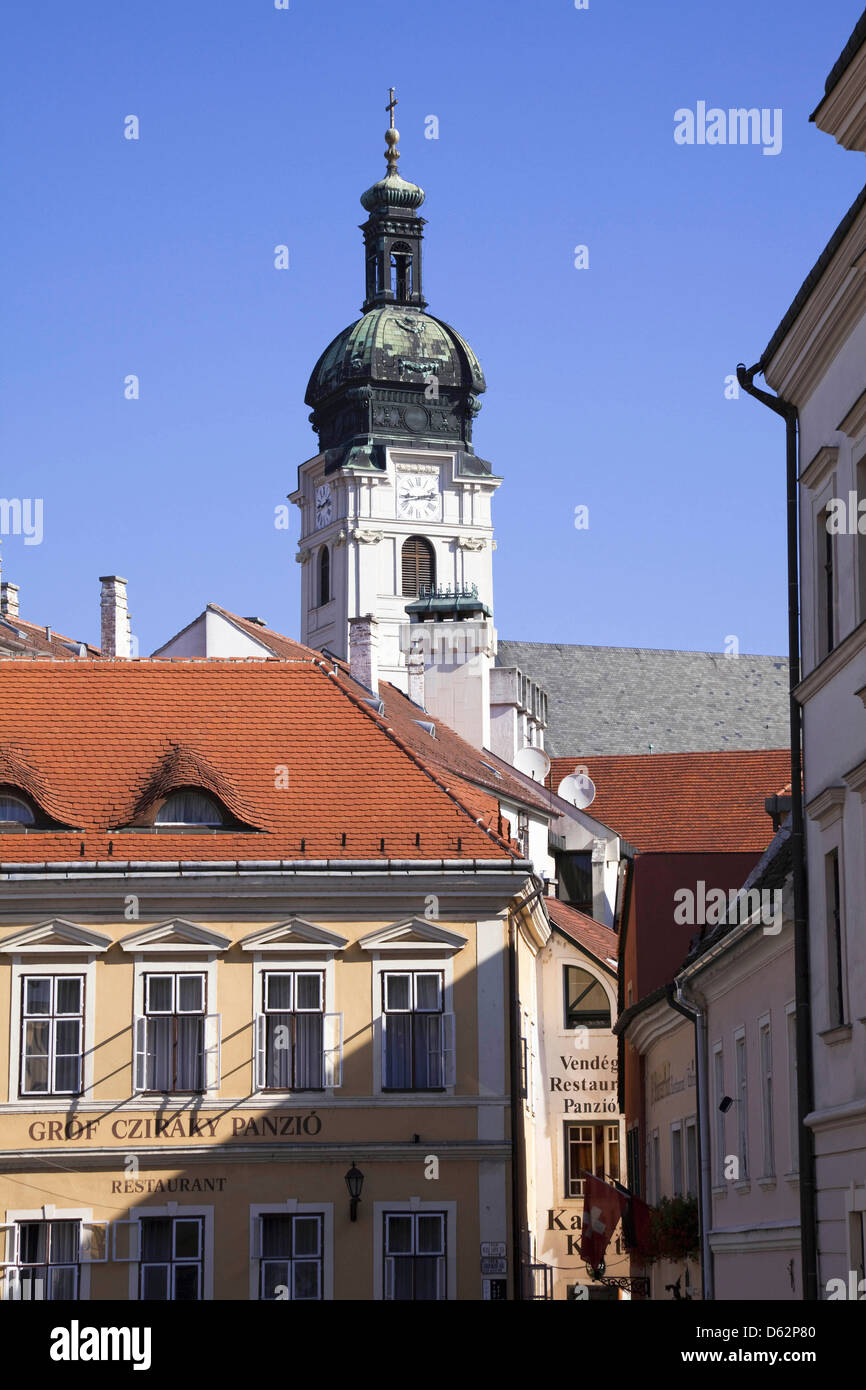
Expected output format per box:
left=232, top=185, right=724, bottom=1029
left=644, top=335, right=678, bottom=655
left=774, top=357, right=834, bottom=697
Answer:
left=496, top=641, right=790, bottom=758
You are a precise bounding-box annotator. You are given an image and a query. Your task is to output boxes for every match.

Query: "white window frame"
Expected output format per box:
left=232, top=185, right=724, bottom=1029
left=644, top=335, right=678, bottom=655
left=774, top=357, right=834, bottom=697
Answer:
left=7, top=958, right=99, bottom=1107
left=132, top=956, right=220, bottom=1097
left=249, top=1201, right=333, bottom=1301
left=684, top=1116, right=698, bottom=1198
left=251, top=954, right=341, bottom=1096
left=373, top=1199, right=456, bottom=1301
left=758, top=1013, right=775, bottom=1178
left=1, top=1206, right=105, bottom=1301
left=824, top=841, right=847, bottom=1029
left=785, top=1002, right=799, bottom=1175
left=670, top=1121, right=684, bottom=1197
left=712, top=1042, right=725, bottom=1186
left=734, top=1028, right=748, bottom=1182
left=117, top=1204, right=214, bottom=1301
left=371, top=954, right=456, bottom=1096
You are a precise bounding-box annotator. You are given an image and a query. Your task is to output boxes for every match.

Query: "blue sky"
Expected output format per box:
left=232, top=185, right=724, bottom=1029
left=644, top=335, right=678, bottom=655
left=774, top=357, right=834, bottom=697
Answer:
left=2, top=0, right=863, bottom=656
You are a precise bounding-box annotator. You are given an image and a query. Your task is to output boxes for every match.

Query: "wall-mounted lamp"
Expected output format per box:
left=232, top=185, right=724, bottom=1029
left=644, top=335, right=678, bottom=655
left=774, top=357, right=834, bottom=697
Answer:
left=719, top=1095, right=735, bottom=1113
left=345, top=1161, right=364, bottom=1221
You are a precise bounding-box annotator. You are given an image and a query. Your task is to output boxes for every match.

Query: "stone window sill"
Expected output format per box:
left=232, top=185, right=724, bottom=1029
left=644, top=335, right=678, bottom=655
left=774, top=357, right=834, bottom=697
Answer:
left=733, top=1180, right=751, bottom=1194
left=818, top=1023, right=853, bottom=1045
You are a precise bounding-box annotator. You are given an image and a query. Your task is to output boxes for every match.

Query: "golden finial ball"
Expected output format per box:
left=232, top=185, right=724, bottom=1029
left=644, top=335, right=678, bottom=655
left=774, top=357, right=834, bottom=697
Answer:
left=385, top=127, right=399, bottom=146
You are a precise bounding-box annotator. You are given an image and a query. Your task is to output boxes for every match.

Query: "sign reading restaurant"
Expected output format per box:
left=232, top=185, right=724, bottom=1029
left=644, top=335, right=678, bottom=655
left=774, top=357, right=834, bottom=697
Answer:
left=548, top=1048, right=618, bottom=1115
left=27, top=1112, right=323, bottom=1142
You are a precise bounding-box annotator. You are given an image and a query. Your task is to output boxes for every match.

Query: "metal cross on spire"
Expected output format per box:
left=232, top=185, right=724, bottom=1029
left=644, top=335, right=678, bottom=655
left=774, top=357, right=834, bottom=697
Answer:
left=384, top=87, right=400, bottom=172
left=386, top=87, right=398, bottom=128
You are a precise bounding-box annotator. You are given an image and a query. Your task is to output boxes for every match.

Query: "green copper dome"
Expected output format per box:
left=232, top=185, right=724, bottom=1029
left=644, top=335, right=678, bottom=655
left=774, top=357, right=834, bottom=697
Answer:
left=305, top=305, right=485, bottom=407
left=360, top=169, right=426, bottom=213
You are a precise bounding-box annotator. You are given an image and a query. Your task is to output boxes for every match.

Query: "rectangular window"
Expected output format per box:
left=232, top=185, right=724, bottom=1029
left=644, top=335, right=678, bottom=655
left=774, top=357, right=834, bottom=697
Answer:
left=858, top=458, right=866, bottom=623
left=735, top=1034, right=748, bottom=1181
left=261, top=971, right=324, bottom=1090
left=565, top=1122, right=620, bottom=1199
left=685, top=1118, right=698, bottom=1198
left=826, top=849, right=845, bottom=1026
left=759, top=1019, right=775, bottom=1177
left=20, top=975, right=84, bottom=1096
left=258, top=1214, right=322, bottom=1300
left=383, top=1212, right=446, bottom=1300
left=626, top=1126, right=641, bottom=1198
left=139, top=1216, right=203, bottom=1301
left=713, top=1045, right=725, bottom=1184
left=6, top=1221, right=80, bottom=1299
left=140, top=973, right=207, bottom=1093
left=817, top=508, right=835, bottom=657
left=670, top=1123, right=683, bottom=1197
left=786, top=1006, right=799, bottom=1174
left=381, top=971, right=453, bottom=1090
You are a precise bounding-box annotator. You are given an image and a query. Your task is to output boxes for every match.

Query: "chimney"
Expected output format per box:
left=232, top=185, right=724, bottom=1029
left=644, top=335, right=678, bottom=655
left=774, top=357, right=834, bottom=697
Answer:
left=0, top=582, right=20, bottom=620
left=407, top=637, right=425, bottom=707
left=348, top=614, right=379, bottom=693
left=100, top=575, right=132, bottom=658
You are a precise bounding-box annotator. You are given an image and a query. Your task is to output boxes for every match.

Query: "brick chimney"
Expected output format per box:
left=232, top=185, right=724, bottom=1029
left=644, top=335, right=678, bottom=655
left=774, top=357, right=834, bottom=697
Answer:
left=0, top=582, right=20, bottom=620
left=407, top=638, right=425, bottom=707
left=100, top=575, right=132, bottom=658
left=348, top=614, right=379, bottom=693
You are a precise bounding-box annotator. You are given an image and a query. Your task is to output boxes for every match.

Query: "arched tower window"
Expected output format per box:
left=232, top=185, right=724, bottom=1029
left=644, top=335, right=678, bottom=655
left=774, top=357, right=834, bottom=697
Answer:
left=563, top=966, right=611, bottom=1030
left=401, top=536, right=435, bottom=598
left=319, top=546, right=331, bottom=606
left=390, top=242, right=413, bottom=301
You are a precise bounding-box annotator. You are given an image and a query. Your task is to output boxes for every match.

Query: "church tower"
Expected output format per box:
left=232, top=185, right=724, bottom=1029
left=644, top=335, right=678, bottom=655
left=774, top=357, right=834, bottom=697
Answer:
left=291, top=91, right=501, bottom=729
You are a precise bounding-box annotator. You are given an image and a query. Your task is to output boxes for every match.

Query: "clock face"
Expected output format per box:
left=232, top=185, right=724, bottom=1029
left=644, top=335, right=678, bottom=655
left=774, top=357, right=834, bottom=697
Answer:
left=315, top=483, right=333, bottom=530
left=397, top=473, right=440, bottom=522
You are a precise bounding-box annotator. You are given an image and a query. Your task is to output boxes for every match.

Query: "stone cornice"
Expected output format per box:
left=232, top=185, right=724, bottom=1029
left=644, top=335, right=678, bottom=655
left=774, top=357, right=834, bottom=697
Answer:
left=804, top=784, right=846, bottom=828
left=844, top=756, right=866, bottom=798
left=812, top=42, right=866, bottom=152
left=800, top=444, right=839, bottom=492
left=838, top=387, right=866, bottom=441
left=796, top=616, right=866, bottom=701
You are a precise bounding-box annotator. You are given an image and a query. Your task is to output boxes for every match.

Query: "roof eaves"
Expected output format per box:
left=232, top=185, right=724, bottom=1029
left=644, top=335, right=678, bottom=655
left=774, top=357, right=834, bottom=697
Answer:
left=811, top=8, right=866, bottom=117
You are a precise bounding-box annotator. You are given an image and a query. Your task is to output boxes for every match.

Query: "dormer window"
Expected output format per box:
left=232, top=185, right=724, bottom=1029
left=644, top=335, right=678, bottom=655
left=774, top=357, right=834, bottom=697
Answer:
left=0, top=792, right=36, bottom=827
left=154, top=791, right=224, bottom=827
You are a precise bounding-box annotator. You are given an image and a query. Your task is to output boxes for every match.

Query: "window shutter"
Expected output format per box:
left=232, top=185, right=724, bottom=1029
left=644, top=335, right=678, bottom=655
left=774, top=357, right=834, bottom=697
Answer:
left=133, top=1016, right=148, bottom=1093
left=401, top=537, right=434, bottom=597
left=250, top=1215, right=263, bottom=1261
left=80, top=1221, right=108, bottom=1264
left=380, top=1014, right=390, bottom=1090
left=0, top=1224, right=16, bottom=1267
left=254, top=1014, right=267, bottom=1091
left=204, top=1014, right=221, bottom=1091
left=112, top=1219, right=141, bottom=1263
left=441, top=1012, right=456, bottom=1087
left=436, top=1255, right=447, bottom=1300
left=383, top=1256, right=395, bottom=1301
left=323, top=1013, right=343, bottom=1088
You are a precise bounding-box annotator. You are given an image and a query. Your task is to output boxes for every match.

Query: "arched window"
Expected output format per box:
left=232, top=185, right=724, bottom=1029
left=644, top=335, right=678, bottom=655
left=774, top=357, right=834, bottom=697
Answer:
left=319, top=546, right=330, bottom=606
left=0, top=792, right=35, bottom=826
left=563, top=966, right=611, bottom=1030
left=390, top=241, right=413, bottom=300
left=401, top=536, right=435, bottom=598
left=154, top=790, right=224, bottom=827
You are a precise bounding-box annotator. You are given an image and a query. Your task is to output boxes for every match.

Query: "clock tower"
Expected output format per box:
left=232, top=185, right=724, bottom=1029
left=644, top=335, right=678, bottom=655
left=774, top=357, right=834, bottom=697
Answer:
left=290, top=93, right=501, bottom=709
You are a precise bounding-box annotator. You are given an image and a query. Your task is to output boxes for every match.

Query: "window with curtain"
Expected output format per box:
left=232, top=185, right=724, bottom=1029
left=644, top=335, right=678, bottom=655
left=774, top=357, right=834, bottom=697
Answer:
left=20, top=975, right=84, bottom=1095
left=261, top=971, right=325, bottom=1090
left=383, top=1212, right=445, bottom=1300
left=154, top=790, right=223, bottom=826
left=139, top=1216, right=202, bottom=1301
left=143, top=973, right=206, bottom=1092
left=563, top=966, right=611, bottom=1030
left=8, top=1221, right=80, bottom=1300
left=382, top=971, right=447, bottom=1090
left=401, top=536, right=435, bottom=597
left=258, top=1214, right=322, bottom=1300
left=565, top=1122, right=619, bottom=1199
left=319, top=546, right=330, bottom=605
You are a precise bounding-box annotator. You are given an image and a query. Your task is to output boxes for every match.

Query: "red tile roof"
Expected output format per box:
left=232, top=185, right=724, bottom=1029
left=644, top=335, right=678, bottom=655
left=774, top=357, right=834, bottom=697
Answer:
left=0, top=662, right=520, bottom=864
left=546, top=898, right=619, bottom=975
left=0, top=615, right=99, bottom=660
left=547, top=750, right=790, bottom=853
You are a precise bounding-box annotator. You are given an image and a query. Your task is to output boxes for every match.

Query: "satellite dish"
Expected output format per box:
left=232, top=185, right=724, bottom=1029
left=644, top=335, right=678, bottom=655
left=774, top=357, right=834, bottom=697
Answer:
left=513, top=746, right=552, bottom=782
left=557, top=771, right=596, bottom=809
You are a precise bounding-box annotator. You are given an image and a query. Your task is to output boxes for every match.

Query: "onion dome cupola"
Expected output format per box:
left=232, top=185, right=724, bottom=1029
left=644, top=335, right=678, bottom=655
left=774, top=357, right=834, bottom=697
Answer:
left=305, top=90, right=491, bottom=477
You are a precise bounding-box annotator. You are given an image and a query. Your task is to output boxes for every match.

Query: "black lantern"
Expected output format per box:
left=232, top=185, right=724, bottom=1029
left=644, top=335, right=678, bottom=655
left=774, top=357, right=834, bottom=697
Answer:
left=345, top=1162, right=364, bottom=1221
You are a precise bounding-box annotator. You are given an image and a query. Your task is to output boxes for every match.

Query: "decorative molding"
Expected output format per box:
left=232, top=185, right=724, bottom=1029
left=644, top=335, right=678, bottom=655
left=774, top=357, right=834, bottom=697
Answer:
left=358, top=917, right=468, bottom=953
left=844, top=757, right=866, bottom=799
left=838, top=388, right=866, bottom=441
left=0, top=920, right=112, bottom=955
left=118, top=919, right=231, bottom=953
left=456, top=536, right=486, bottom=551
left=351, top=528, right=384, bottom=544
left=295, top=550, right=310, bottom=565
left=796, top=617, right=866, bottom=701
left=239, top=919, right=349, bottom=954
left=800, top=445, right=839, bottom=492
left=804, top=784, right=846, bottom=828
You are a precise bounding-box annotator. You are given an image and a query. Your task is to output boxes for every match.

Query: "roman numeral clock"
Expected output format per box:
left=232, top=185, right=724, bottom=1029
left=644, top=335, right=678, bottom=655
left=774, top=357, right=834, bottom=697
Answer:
left=290, top=91, right=501, bottom=689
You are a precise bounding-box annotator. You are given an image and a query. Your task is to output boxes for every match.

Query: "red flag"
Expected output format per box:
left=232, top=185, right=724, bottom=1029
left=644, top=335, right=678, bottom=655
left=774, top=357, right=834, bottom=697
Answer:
left=579, top=1174, right=627, bottom=1269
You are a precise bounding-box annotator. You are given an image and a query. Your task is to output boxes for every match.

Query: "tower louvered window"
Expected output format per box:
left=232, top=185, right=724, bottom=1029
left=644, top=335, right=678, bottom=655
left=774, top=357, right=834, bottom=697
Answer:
left=401, top=536, right=435, bottom=597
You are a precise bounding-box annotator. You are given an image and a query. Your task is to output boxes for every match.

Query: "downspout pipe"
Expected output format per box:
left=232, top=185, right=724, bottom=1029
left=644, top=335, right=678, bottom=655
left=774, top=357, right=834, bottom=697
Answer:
left=508, top=873, right=546, bottom=1299
left=736, top=361, right=817, bottom=1301
left=667, top=983, right=714, bottom=1301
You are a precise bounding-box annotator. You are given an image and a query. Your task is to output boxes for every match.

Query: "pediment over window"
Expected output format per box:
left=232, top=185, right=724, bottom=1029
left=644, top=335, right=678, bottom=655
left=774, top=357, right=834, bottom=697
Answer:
left=118, top=919, right=231, bottom=954
left=239, top=919, right=349, bottom=953
left=358, top=918, right=468, bottom=952
left=0, top=919, right=112, bottom=955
